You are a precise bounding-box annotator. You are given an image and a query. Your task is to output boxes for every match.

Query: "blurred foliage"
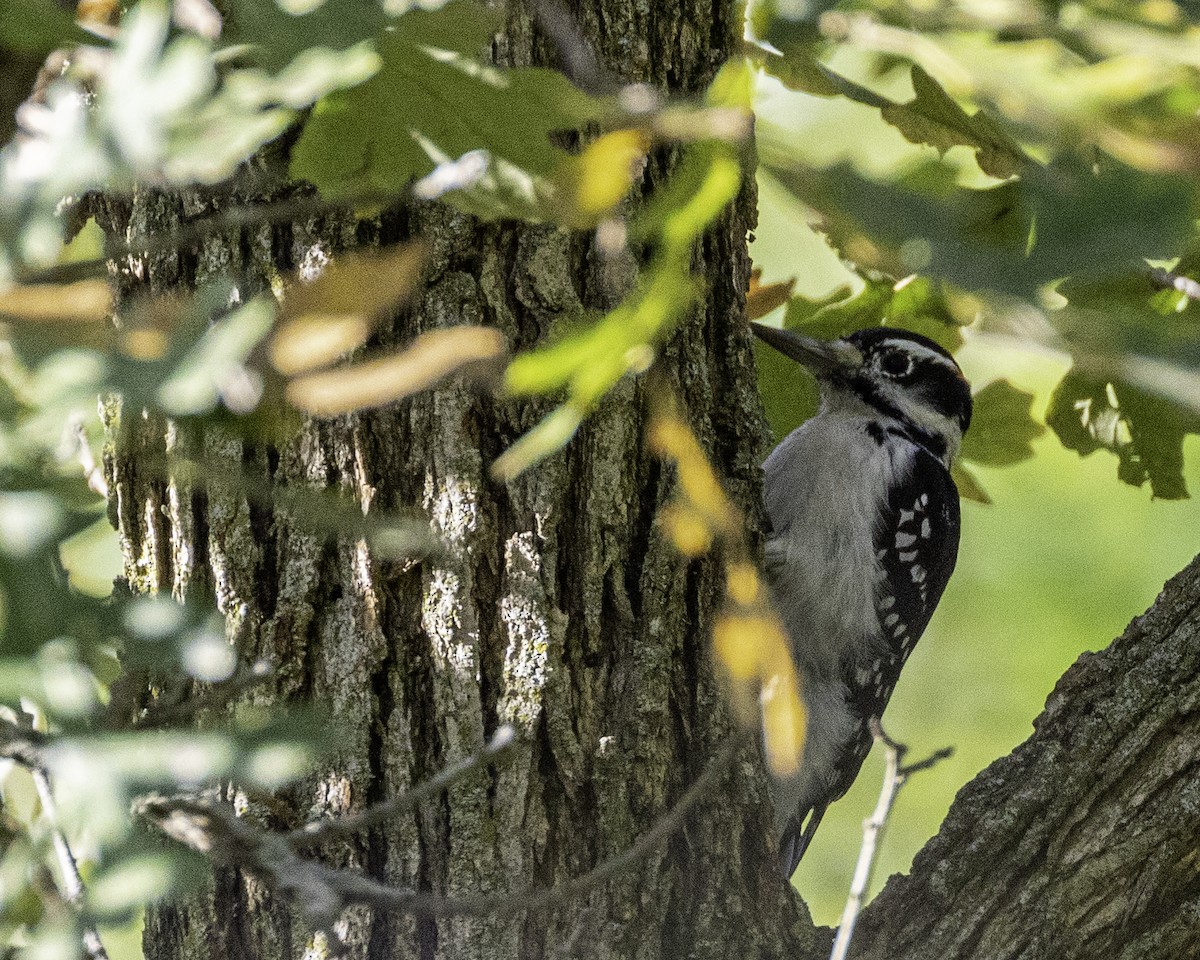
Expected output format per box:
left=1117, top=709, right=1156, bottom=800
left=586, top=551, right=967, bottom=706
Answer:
left=648, top=384, right=805, bottom=777
left=1, top=0, right=1200, bottom=954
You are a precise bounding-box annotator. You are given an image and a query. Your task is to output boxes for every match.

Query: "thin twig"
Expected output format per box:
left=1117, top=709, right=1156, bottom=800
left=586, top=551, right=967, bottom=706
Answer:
left=357, top=734, right=745, bottom=917
left=289, top=725, right=517, bottom=849
left=17, top=190, right=404, bottom=286
left=6, top=714, right=112, bottom=960
left=0, top=717, right=50, bottom=767
left=32, top=769, right=110, bottom=960
left=829, top=722, right=952, bottom=960
left=139, top=732, right=745, bottom=942
left=134, top=660, right=275, bottom=730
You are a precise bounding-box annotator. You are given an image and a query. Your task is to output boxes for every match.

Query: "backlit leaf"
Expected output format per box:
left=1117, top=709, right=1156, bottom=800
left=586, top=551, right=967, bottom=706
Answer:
left=291, top=2, right=604, bottom=215
left=763, top=151, right=1196, bottom=299
left=746, top=269, right=796, bottom=322
left=761, top=51, right=1029, bottom=179
left=960, top=379, right=1045, bottom=468
left=1046, top=369, right=1200, bottom=499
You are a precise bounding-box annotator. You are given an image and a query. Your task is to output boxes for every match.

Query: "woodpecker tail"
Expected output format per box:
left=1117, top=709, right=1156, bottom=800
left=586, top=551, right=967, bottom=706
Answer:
left=779, top=804, right=827, bottom=879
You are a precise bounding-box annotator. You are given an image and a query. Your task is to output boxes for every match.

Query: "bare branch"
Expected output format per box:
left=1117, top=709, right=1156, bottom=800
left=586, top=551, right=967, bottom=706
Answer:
left=345, top=734, right=746, bottom=918
left=1, top=715, right=110, bottom=960
left=133, top=660, right=275, bottom=730
left=289, top=724, right=517, bottom=849
left=0, top=716, right=50, bottom=767
left=829, top=723, right=952, bottom=960
left=32, top=767, right=110, bottom=960
left=137, top=733, right=746, bottom=948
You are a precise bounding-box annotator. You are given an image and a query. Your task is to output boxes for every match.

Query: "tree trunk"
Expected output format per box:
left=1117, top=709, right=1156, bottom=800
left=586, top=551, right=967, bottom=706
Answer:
left=850, top=552, right=1200, bottom=960
left=99, top=3, right=815, bottom=959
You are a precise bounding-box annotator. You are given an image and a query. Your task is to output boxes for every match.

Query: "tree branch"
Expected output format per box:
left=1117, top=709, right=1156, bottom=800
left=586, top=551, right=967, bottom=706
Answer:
left=829, top=724, right=951, bottom=960
left=851, top=554, right=1200, bottom=960
left=288, top=725, right=517, bottom=849
left=1148, top=267, right=1200, bottom=303
left=137, top=733, right=746, bottom=949
left=0, top=717, right=109, bottom=960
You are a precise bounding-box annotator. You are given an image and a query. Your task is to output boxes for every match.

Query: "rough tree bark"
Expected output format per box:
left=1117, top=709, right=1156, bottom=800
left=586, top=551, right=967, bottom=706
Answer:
left=849, top=552, right=1200, bottom=960
left=98, top=2, right=815, bottom=959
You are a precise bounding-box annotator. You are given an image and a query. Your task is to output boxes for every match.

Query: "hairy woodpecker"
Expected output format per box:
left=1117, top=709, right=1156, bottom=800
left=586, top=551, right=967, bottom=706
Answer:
left=752, top=323, right=972, bottom=878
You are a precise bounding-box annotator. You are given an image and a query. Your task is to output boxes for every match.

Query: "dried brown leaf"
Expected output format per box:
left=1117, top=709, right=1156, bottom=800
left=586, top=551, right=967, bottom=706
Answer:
left=286, top=326, right=507, bottom=416
left=0, top=280, right=112, bottom=324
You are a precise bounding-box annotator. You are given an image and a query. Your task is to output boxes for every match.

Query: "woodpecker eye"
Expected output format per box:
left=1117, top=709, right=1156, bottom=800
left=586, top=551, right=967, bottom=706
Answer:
left=878, top=351, right=913, bottom=378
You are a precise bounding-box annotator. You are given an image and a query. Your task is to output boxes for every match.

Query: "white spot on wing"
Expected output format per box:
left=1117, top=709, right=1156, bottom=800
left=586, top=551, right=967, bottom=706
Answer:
left=895, top=532, right=917, bottom=548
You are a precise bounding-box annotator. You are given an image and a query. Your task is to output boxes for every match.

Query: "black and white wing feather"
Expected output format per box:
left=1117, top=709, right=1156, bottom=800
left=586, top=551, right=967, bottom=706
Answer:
left=833, top=444, right=960, bottom=799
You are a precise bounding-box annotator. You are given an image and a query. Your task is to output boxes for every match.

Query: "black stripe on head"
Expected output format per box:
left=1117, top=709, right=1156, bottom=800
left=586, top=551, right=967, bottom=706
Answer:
left=843, top=328, right=972, bottom=432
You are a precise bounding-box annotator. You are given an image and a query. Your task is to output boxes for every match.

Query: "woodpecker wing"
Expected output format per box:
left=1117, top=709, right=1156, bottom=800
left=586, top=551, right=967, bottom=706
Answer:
left=864, top=444, right=960, bottom=710
left=833, top=445, right=961, bottom=799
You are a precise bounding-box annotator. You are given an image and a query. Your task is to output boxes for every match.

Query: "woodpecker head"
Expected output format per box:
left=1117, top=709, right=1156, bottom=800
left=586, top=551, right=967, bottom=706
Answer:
left=753, top=324, right=972, bottom=465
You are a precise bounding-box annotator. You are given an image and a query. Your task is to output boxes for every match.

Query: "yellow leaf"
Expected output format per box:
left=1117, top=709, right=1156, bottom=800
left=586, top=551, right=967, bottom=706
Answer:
left=271, top=314, right=372, bottom=376
left=280, top=242, right=426, bottom=325
left=660, top=503, right=713, bottom=556
left=121, top=328, right=170, bottom=360
left=0, top=280, right=112, bottom=324
left=761, top=669, right=806, bottom=777
left=647, top=415, right=736, bottom=532
left=557, top=129, right=649, bottom=224
left=287, top=326, right=507, bottom=416
left=712, top=612, right=768, bottom=680
left=725, top=561, right=761, bottom=605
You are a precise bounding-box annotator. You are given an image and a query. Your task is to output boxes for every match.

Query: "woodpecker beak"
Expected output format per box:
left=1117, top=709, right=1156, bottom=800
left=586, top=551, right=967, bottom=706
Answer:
left=751, top=323, right=864, bottom=376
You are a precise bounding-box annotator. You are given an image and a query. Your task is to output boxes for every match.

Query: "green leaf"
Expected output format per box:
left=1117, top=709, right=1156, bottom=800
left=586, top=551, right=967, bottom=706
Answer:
left=495, top=138, right=740, bottom=478
left=951, top=461, right=992, bottom=505
left=760, top=52, right=1028, bottom=179
left=762, top=152, right=1197, bottom=300
left=882, top=67, right=1027, bottom=180
left=751, top=0, right=841, bottom=49
left=88, top=854, right=177, bottom=920
left=291, top=1, right=603, bottom=214
left=0, top=0, right=94, bottom=54
left=959, top=379, right=1045, bottom=467
left=223, top=0, right=483, bottom=70
left=1046, top=369, right=1200, bottom=499
left=1050, top=272, right=1200, bottom=374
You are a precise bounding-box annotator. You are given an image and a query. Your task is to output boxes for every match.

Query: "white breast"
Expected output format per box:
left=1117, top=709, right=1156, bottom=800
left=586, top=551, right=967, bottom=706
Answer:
left=762, top=411, right=913, bottom=680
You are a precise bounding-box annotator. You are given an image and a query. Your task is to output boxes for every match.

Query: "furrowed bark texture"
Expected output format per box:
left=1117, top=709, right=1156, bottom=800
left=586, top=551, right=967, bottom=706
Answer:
left=100, top=3, right=814, bottom=959
left=851, top=552, right=1200, bottom=960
